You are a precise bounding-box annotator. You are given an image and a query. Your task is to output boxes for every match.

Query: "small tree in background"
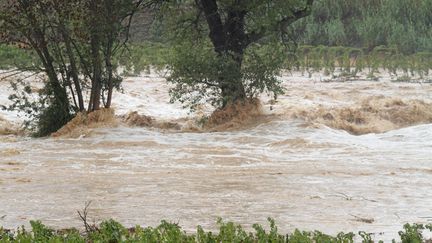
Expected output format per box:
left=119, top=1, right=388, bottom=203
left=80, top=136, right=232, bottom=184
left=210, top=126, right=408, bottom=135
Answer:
left=163, top=0, right=314, bottom=109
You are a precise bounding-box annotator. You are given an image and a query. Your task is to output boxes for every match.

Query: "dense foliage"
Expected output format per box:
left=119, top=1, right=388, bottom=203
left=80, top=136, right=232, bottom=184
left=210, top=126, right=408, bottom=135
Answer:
left=1, top=219, right=431, bottom=243
left=292, top=0, right=432, bottom=54
left=0, top=0, right=147, bottom=136
left=162, top=0, right=314, bottom=108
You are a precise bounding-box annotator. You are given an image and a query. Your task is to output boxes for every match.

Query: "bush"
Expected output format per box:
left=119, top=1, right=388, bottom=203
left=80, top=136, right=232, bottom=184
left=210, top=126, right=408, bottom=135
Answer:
left=1, top=218, right=432, bottom=242
left=33, top=97, right=73, bottom=137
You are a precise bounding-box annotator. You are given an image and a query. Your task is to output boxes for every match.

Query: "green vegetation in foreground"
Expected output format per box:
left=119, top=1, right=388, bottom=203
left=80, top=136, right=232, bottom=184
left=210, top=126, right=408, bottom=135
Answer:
left=1, top=218, right=431, bottom=243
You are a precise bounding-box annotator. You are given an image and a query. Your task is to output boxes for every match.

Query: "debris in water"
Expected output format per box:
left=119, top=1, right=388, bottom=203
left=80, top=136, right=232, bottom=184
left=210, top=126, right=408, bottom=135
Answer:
left=350, top=214, right=375, bottom=224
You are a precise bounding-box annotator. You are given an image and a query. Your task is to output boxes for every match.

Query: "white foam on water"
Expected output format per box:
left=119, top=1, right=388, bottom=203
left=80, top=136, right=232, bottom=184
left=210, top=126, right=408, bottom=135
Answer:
left=0, top=71, right=432, bottom=242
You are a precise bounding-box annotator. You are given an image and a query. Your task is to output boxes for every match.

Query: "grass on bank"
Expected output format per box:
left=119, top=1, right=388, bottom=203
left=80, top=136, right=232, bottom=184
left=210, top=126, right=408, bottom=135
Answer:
left=1, top=218, right=431, bottom=243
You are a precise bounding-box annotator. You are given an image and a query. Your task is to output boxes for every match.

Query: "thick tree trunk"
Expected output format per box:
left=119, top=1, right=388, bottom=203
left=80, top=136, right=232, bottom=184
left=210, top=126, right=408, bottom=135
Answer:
left=199, top=0, right=247, bottom=107
left=221, top=9, right=247, bottom=106
left=200, top=0, right=225, bottom=54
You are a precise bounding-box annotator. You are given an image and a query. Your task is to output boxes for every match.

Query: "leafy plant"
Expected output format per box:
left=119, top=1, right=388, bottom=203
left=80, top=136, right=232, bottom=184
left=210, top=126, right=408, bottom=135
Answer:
left=1, top=220, right=432, bottom=242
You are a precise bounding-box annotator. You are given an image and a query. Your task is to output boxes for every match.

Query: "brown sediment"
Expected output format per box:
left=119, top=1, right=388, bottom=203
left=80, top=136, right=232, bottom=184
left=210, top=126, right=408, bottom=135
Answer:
left=15, top=178, right=31, bottom=183
left=157, top=121, right=182, bottom=130
left=0, top=136, right=18, bottom=143
left=0, top=116, right=20, bottom=136
left=203, top=98, right=266, bottom=131
left=95, top=140, right=170, bottom=149
left=123, top=99, right=270, bottom=133
left=351, top=215, right=375, bottom=224
left=0, top=149, right=20, bottom=157
left=304, top=94, right=314, bottom=100
left=0, top=127, right=17, bottom=136
left=290, top=96, right=432, bottom=135
left=123, top=111, right=153, bottom=127
left=270, top=138, right=309, bottom=147
left=398, top=167, right=432, bottom=174
left=51, top=108, right=117, bottom=138
left=122, top=112, right=182, bottom=130
left=6, top=162, right=20, bottom=166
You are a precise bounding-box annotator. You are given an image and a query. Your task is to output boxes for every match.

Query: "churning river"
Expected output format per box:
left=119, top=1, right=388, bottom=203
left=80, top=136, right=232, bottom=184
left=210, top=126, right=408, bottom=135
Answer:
left=1, top=71, right=432, bottom=241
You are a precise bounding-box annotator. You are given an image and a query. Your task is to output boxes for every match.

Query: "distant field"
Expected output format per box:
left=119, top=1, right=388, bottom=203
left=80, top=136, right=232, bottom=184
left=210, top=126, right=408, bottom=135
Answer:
left=2, top=44, right=431, bottom=82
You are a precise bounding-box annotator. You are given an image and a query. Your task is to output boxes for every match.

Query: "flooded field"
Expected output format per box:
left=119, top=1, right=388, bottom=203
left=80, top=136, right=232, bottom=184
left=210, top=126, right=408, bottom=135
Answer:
left=1, top=72, right=432, bottom=241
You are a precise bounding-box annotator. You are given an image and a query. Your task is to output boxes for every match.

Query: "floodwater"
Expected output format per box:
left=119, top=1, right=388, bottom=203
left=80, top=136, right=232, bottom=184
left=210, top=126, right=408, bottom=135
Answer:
left=1, top=71, right=432, bottom=241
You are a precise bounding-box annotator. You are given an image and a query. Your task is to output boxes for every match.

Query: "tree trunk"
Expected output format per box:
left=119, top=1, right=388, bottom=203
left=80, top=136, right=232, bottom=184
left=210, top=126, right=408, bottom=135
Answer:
left=200, top=0, right=225, bottom=54
left=23, top=6, right=70, bottom=113
left=105, top=44, right=114, bottom=108
left=199, top=0, right=247, bottom=107
left=221, top=9, right=247, bottom=106
left=104, top=0, right=115, bottom=109
left=89, top=0, right=102, bottom=111
left=61, top=25, right=85, bottom=111
left=32, top=27, right=70, bottom=114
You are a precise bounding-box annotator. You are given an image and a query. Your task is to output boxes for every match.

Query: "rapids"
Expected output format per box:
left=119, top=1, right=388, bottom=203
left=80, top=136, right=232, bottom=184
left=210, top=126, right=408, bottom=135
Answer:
left=1, top=71, right=432, bottom=241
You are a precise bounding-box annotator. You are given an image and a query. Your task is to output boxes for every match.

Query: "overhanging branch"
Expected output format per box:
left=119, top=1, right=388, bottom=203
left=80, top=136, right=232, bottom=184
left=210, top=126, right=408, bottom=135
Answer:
left=245, top=0, right=314, bottom=46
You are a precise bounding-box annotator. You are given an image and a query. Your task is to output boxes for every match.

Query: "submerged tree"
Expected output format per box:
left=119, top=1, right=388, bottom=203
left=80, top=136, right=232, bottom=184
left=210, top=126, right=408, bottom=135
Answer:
left=163, top=0, right=314, bottom=108
left=0, top=0, right=147, bottom=136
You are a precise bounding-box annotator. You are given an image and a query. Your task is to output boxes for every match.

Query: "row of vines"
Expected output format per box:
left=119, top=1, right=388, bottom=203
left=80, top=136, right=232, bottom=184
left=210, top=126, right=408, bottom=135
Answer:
left=292, top=45, right=432, bottom=81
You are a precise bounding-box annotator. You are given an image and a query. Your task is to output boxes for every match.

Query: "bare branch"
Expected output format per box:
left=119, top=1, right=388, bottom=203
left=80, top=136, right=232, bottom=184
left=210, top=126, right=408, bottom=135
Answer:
left=77, top=201, right=99, bottom=235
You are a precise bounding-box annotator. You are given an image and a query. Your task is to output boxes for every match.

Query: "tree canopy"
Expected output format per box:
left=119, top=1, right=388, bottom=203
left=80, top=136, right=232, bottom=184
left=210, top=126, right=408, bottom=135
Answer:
left=0, top=0, right=147, bottom=135
left=163, top=0, right=314, bottom=108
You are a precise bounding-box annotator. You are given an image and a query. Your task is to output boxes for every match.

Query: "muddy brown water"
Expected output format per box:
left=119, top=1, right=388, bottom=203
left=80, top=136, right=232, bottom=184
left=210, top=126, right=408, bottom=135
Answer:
left=1, top=72, right=432, bottom=241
